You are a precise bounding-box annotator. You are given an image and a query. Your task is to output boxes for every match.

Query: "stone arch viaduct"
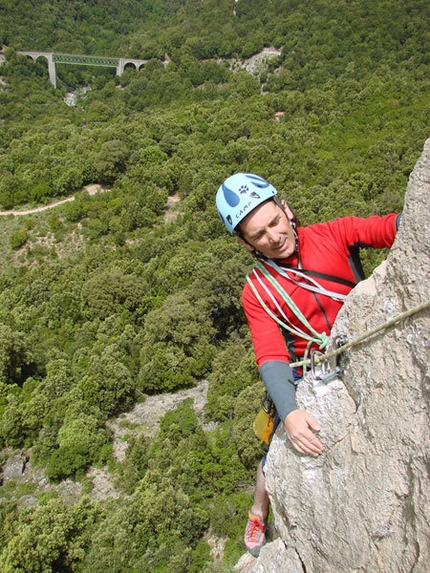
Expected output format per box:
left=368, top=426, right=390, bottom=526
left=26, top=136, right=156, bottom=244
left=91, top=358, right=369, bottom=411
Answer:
left=1, top=51, right=150, bottom=88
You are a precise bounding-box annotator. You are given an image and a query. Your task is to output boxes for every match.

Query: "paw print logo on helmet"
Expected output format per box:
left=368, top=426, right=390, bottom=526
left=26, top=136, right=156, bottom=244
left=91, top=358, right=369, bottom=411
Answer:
left=216, top=173, right=278, bottom=234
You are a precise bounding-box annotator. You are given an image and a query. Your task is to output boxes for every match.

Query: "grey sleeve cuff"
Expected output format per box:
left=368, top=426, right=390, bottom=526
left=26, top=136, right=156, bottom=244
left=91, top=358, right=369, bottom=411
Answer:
left=259, top=360, right=298, bottom=422
left=395, top=213, right=402, bottom=231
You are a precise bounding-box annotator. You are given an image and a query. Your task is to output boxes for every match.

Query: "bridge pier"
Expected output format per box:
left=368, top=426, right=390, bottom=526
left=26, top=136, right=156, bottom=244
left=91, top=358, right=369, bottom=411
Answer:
left=117, top=58, right=147, bottom=75
left=15, top=52, right=57, bottom=87
left=46, top=53, right=57, bottom=88
left=117, top=58, right=126, bottom=76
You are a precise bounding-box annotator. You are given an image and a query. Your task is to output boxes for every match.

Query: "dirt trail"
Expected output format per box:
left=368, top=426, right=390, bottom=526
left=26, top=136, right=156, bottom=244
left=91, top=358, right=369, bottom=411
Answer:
left=0, top=184, right=105, bottom=216
left=0, top=196, right=75, bottom=216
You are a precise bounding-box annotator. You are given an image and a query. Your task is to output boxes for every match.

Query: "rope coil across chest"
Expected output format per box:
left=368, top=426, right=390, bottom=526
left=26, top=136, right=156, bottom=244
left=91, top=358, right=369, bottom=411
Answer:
left=246, top=261, right=330, bottom=367
left=247, top=260, right=429, bottom=376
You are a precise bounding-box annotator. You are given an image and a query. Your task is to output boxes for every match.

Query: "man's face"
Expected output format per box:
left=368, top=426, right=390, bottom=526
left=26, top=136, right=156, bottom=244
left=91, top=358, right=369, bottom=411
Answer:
left=238, top=199, right=296, bottom=259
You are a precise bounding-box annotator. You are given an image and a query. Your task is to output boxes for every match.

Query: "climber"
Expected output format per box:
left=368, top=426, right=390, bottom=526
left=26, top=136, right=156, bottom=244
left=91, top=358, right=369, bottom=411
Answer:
left=215, top=172, right=401, bottom=558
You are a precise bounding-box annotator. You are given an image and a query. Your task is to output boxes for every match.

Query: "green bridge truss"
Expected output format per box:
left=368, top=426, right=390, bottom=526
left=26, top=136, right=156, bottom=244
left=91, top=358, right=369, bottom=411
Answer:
left=53, top=54, right=121, bottom=67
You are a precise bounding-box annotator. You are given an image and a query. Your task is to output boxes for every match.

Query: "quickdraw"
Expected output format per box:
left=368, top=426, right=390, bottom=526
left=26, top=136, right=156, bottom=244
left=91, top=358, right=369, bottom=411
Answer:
left=291, top=299, right=430, bottom=379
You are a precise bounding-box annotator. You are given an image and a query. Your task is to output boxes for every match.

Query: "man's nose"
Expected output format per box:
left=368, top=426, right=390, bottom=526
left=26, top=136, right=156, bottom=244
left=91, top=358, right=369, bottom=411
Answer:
left=267, top=230, right=281, bottom=244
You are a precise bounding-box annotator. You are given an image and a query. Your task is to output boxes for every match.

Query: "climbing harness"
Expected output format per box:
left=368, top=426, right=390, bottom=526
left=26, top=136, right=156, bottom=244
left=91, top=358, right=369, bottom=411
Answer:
left=290, top=299, right=430, bottom=379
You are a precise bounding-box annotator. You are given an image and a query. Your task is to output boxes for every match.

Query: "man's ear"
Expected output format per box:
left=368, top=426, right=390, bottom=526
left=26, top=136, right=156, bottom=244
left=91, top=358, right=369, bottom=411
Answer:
left=281, top=199, right=294, bottom=221
left=236, top=236, right=255, bottom=252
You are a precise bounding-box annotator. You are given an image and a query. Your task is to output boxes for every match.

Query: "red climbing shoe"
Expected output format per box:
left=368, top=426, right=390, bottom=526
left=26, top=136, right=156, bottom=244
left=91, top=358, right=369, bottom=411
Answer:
left=244, top=512, right=267, bottom=557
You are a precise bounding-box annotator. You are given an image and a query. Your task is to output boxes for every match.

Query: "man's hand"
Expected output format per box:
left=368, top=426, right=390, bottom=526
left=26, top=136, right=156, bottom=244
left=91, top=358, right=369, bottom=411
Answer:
left=284, top=410, right=324, bottom=457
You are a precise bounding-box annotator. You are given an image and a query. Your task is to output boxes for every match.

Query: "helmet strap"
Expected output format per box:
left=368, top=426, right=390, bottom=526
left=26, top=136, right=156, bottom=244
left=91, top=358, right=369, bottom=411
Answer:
left=273, top=198, right=299, bottom=256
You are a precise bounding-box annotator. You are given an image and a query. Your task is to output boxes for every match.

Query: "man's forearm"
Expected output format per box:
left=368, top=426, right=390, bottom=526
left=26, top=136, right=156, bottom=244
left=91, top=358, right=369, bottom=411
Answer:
left=259, top=360, right=298, bottom=422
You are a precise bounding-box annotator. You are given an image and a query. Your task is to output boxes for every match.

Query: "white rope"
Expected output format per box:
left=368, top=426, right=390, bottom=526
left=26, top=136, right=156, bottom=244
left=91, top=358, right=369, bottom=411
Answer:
left=252, top=268, right=310, bottom=338
left=246, top=262, right=330, bottom=364
left=264, top=259, right=348, bottom=302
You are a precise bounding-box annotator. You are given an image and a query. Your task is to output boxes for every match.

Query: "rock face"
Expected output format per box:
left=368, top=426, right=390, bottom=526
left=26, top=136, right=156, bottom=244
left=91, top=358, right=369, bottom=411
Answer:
left=1, top=452, right=27, bottom=483
left=259, top=139, right=430, bottom=573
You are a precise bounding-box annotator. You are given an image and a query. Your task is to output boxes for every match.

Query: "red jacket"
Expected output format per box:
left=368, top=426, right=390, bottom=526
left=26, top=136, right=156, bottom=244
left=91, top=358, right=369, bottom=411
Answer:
left=243, top=214, right=399, bottom=368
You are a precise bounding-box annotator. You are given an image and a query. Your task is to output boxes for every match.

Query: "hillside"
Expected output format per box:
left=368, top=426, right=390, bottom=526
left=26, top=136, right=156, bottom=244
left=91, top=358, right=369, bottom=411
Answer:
left=0, top=1, right=429, bottom=571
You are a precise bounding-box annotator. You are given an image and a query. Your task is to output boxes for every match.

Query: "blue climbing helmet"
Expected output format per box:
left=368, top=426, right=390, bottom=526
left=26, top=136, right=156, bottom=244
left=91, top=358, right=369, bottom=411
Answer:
left=216, top=173, right=278, bottom=234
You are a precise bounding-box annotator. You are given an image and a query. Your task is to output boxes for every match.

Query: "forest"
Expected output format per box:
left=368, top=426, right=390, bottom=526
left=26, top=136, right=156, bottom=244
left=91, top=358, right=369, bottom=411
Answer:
left=0, top=0, right=429, bottom=571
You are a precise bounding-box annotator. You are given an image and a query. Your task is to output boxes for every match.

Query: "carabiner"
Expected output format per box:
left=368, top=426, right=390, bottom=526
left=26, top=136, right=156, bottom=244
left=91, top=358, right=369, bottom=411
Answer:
left=260, top=391, right=275, bottom=415
left=310, top=350, right=340, bottom=382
